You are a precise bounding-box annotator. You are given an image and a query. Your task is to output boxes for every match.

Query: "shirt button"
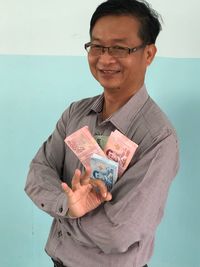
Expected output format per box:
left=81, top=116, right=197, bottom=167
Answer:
left=59, top=207, right=63, bottom=213
left=58, top=231, right=62, bottom=238
left=67, top=232, right=71, bottom=236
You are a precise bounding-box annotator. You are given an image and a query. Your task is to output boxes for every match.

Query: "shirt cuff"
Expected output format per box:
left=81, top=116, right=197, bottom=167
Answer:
left=52, top=192, right=69, bottom=217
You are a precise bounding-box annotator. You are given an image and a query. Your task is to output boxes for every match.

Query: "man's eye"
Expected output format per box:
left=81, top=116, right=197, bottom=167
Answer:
left=113, top=46, right=126, bottom=51
left=91, top=45, right=102, bottom=50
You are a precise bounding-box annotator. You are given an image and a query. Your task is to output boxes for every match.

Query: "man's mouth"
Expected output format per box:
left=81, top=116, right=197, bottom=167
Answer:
left=99, top=69, right=120, bottom=74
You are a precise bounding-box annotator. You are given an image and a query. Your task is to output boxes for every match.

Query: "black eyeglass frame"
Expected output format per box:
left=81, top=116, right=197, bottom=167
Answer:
left=84, top=42, right=147, bottom=57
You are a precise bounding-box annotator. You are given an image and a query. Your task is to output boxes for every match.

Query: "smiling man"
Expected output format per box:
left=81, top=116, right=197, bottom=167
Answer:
left=25, top=1, right=179, bottom=267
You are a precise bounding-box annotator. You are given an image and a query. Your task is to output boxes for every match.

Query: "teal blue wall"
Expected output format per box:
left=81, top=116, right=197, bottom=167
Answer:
left=0, top=56, right=199, bottom=267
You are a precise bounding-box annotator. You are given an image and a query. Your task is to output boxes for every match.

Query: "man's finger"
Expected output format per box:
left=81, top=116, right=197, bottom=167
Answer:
left=90, top=179, right=108, bottom=199
left=104, top=192, right=112, bottom=201
left=61, top=182, right=73, bottom=197
left=71, top=169, right=81, bottom=190
left=81, top=166, right=91, bottom=185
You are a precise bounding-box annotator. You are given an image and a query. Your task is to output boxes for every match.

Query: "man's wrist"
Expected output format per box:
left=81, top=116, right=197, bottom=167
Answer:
left=66, top=209, right=77, bottom=219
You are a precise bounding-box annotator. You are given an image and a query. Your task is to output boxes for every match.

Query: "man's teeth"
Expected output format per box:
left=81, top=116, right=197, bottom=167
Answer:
left=101, top=70, right=118, bottom=73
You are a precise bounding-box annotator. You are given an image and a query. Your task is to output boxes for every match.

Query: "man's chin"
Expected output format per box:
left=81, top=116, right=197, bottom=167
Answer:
left=99, top=82, right=121, bottom=91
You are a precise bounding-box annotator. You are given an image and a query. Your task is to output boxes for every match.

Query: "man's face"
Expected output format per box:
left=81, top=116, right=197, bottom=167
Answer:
left=88, top=15, right=156, bottom=94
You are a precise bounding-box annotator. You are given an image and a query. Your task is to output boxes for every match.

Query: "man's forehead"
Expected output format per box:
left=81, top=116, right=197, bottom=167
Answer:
left=91, top=36, right=130, bottom=43
left=90, top=15, right=140, bottom=42
left=91, top=15, right=140, bottom=30
left=91, top=32, right=140, bottom=45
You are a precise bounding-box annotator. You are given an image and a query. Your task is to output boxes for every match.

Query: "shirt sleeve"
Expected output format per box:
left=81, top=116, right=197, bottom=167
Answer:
left=76, top=132, right=179, bottom=254
left=24, top=108, right=71, bottom=218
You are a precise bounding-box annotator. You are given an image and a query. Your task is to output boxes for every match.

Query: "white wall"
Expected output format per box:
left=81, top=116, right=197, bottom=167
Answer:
left=0, top=0, right=199, bottom=57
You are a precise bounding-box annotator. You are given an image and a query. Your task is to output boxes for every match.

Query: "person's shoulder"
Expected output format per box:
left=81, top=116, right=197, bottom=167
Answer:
left=70, top=95, right=100, bottom=112
left=61, top=94, right=100, bottom=118
left=59, top=94, right=102, bottom=131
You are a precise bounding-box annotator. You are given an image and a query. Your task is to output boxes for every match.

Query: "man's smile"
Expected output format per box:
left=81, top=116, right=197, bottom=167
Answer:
left=98, top=69, right=121, bottom=75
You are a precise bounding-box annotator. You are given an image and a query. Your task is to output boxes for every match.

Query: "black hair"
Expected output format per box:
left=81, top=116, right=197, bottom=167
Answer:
left=90, top=0, right=162, bottom=44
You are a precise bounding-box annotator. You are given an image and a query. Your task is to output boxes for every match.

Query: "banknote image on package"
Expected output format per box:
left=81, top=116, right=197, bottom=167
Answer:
left=90, top=153, right=118, bottom=191
left=64, top=126, right=105, bottom=168
left=104, top=129, right=138, bottom=176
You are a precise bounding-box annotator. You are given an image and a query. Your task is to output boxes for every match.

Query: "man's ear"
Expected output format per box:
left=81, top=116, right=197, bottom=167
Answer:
left=145, top=44, right=157, bottom=66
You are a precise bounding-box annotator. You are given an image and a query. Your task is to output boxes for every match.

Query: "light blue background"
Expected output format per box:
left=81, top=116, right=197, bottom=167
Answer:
left=0, top=55, right=199, bottom=267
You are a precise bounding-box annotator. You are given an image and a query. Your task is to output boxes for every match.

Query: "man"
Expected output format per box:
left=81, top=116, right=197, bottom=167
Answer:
left=25, top=0, right=179, bottom=266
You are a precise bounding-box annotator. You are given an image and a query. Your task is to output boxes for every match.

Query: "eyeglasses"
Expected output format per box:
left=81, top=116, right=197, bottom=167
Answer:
left=84, top=42, right=146, bottom=58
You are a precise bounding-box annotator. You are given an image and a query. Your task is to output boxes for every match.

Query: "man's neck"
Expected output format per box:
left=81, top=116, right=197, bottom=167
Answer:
left=102, top=85, right=142, bottom=120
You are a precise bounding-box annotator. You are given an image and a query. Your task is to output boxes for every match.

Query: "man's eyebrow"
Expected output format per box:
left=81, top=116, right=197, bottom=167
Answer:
left=91, top=37, right=128, bottom=43
left=90, top=37, right=100, bottom=42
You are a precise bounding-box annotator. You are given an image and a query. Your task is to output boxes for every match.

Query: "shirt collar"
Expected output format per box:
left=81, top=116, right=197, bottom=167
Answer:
left=90, top=94, right=104, bottom=113
left=89, top=84, right=149, bottom=134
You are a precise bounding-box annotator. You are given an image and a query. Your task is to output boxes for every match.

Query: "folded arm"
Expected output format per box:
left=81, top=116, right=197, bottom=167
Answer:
left=25, top=108, right=71, bottom=217
left=69, top=133, right=179, bottom=254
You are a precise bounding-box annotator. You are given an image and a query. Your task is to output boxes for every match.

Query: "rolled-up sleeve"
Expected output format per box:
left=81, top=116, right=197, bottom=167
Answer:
left=78, top=133, right=179, bottom=254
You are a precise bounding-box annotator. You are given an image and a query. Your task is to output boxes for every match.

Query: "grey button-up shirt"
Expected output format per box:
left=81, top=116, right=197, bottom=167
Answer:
left=25, top=85, right=179, bottom=267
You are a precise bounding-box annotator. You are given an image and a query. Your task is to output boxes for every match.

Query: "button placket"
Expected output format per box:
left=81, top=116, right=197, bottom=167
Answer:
left=57, top=230, right=62, bottom=238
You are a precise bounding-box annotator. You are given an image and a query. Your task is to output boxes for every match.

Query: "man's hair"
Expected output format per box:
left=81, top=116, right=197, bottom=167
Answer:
left=90, top=0, right=162, bottom=44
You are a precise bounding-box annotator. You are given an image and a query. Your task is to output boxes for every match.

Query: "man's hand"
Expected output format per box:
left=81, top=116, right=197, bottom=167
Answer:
left=61, top=167, right=112, bottom=218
